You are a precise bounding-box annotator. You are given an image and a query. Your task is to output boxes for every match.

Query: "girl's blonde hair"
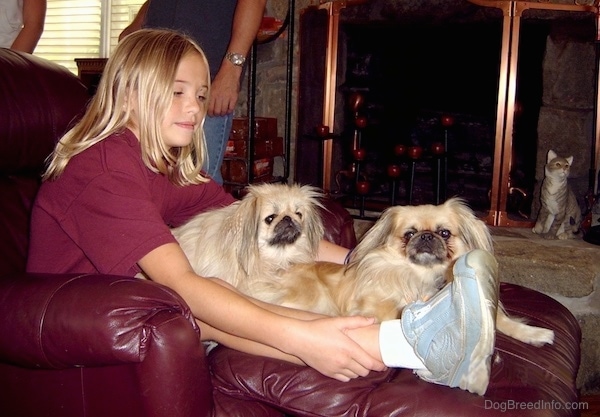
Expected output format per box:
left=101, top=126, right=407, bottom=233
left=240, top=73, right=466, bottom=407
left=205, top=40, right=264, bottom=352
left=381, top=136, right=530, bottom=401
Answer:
left=43, top=28, right=211, bottom=185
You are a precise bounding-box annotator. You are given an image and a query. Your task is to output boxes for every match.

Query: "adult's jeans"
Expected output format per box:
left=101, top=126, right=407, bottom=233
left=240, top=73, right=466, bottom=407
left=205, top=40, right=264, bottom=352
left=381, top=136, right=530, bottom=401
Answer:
left=203, top=113, right=233, bottom=185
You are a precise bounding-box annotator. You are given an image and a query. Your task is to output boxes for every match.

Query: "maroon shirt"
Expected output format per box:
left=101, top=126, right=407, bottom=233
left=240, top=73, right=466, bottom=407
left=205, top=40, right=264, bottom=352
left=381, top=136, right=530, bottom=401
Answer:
left=27, top=129, right=235, bottom=276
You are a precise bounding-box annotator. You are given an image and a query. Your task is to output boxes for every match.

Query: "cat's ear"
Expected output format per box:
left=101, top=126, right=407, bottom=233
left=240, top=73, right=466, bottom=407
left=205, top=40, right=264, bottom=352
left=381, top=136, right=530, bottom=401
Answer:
left=547, top=149, right=557, bottom=162
left=567, top=156, right=573, bottom=165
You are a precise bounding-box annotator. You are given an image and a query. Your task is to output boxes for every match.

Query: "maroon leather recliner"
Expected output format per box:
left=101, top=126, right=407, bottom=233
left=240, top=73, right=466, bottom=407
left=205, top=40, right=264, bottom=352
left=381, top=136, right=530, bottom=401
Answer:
left=0, top=48, right=582, bottom=417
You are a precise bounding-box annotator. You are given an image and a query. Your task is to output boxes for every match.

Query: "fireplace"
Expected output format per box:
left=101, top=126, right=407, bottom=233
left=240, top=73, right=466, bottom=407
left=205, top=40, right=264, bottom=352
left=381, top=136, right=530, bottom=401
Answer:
left=295, top=0, right=600, bottom=225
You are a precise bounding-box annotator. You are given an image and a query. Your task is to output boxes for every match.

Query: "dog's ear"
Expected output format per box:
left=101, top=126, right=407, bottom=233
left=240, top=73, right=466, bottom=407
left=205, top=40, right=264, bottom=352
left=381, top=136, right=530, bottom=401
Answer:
left=224, top=191, right=262, bottom=276
left=299, top=185, right=326, bottom=255
left=299, top=184, right=325, bottom=202
left=304, top=202, right=325, bottom=256
left=351, top=206, right=398, bottom=262
left=447, top=198, right=494, bottom=253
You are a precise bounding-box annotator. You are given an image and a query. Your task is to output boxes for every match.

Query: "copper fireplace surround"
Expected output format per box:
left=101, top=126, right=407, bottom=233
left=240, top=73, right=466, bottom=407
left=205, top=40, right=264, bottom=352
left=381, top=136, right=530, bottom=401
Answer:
left=316, top=0, right=600, bottom=226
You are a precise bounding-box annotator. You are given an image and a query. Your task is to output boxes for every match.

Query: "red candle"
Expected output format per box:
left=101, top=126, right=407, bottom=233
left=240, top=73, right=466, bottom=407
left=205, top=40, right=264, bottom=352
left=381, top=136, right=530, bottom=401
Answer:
left=316, top=124, right=329, bottom=138
left=387, top=164, right=401, bottom=178
left=394, top=144, right=407, bottom=156
left=441, top=115, right=454, bottom=128
left=355, top=115, right=367, bottom=129
left=356, top=181, right=370, bottom=195
left=348, top=92, right=364, bottom=113
left=353, top=148, right=366, bottom=161
left=431, top=142, right=445, bottom=155
left=408, top=146, right=423, bottom=159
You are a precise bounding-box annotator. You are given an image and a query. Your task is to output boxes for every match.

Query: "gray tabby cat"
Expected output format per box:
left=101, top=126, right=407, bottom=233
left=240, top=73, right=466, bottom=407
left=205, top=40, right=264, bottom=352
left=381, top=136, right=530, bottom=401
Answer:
left=532, top=150, right=581, bottom=239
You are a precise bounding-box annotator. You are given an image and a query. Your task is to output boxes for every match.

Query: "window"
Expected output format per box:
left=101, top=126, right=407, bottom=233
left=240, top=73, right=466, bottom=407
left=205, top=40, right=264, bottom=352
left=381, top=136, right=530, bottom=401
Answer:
left=34, top=0, right=144, bottom=75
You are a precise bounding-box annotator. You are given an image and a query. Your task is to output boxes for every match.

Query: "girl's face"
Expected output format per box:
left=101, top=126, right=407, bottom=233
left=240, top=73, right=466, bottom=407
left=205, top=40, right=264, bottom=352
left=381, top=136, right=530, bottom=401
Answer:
left=161, top=52, right=209, bottom=148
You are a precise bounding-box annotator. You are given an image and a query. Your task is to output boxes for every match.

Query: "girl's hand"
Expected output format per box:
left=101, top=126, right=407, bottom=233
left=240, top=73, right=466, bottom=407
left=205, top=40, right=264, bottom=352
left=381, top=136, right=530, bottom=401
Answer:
left=287, top=316, right=387, bottom=382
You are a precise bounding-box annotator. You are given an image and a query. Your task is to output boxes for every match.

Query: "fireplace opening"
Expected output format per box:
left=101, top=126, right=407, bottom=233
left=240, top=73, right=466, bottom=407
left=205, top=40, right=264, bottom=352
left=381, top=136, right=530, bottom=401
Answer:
left=295, top=7, right=555, bottom=218
left=332, top=20, right=550, bottom=215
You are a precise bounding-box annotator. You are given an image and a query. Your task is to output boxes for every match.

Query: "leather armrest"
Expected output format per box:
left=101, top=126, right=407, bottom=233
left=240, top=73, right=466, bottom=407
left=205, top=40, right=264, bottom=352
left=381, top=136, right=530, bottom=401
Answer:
left=0, top=273, right=200, bottom=369
left=209, top=283, right=581, bottom=417
left=319, top=197, right=357, bottom=249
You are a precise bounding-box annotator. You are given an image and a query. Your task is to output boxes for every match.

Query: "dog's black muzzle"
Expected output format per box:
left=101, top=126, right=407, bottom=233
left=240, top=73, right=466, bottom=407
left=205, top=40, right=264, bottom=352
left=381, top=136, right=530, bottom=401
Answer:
left=270, top=216, right=302, bottom=246
left=407, top=232, right=447, bottom=266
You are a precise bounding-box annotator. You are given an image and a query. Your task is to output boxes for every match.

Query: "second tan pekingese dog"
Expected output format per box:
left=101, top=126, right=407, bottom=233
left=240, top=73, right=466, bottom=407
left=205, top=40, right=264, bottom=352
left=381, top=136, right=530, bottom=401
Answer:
left=244, top=197, right=555, bottom=348
left=172, top=183, right=325, bottom=294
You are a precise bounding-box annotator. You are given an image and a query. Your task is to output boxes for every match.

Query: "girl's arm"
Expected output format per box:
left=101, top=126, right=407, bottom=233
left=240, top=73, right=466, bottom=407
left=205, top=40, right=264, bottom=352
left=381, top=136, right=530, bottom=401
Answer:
left=138, top=242, right=385, bottom=382
left=316, top=239, right=352, bottom=264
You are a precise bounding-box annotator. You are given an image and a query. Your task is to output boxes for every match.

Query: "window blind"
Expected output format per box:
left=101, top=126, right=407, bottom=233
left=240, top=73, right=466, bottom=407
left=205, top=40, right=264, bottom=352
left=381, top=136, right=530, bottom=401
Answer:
left=109, top=0, right=144, bottom=52
left=35, top=0, right=144, bottom=75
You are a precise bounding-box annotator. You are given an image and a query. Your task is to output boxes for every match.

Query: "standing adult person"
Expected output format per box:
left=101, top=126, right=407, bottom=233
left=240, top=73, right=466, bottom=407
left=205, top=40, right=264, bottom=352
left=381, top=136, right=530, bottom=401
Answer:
left=119, top=0, right=266, bottom=184
left=0, top=0, right=46, bottom=53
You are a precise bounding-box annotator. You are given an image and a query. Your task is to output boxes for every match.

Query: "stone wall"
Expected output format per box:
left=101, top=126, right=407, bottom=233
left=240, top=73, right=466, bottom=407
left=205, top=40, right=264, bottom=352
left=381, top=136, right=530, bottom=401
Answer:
left=533, top=22, right=597, bottom=217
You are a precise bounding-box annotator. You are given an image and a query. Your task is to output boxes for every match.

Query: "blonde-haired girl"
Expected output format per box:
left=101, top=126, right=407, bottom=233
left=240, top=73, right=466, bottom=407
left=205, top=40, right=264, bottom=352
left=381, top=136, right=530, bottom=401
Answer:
left=44, top=29, right=209, bottom=186
left=28, top=28, right=499, bottom=395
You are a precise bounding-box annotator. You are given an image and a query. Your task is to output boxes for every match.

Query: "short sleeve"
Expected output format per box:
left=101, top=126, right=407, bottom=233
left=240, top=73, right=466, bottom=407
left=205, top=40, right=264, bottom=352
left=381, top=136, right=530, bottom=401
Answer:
left=66, top=169, right=176, bottom=275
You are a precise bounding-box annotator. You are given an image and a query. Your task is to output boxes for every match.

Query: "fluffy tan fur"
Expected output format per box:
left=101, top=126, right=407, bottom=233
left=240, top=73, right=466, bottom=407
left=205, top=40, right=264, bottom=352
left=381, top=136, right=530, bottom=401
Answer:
left=245, top=197, right=554, bottom=347
left=172, top=183, right=325, bottom=295
left=174, top=187, right=554, bottom=347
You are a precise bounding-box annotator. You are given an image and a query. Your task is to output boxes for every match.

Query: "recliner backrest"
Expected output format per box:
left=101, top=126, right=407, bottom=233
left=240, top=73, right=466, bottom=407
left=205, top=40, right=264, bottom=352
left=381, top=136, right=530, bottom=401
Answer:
left=0, top=49, right=89, bottom=275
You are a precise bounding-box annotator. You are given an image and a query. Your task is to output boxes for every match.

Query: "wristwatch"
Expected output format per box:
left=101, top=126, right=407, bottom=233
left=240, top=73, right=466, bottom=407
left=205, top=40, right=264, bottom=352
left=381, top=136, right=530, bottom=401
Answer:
left=225, top=52, right=246, bottom=67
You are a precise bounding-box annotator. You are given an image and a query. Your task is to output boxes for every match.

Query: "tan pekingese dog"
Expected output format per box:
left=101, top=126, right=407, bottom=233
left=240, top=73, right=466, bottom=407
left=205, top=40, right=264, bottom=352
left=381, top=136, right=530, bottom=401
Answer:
left=244, top=197, right=555, bottom=348
left=172, top=183, right=325, bottom=295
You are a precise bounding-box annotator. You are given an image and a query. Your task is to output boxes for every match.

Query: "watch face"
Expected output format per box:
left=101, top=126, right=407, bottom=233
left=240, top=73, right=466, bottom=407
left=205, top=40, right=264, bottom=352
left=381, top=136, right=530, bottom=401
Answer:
left=228, top=53, right=245, bottom=66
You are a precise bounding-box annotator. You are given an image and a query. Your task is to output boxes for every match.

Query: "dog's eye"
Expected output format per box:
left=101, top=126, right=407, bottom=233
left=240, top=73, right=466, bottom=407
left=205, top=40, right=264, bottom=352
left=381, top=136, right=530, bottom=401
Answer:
left=295, top=211, right=303, bottom=219
left=265, top=214, right=276, bottom=225
left=404, top=231, right=415, bottom=240
left=437, top=229, right=451, bottom=240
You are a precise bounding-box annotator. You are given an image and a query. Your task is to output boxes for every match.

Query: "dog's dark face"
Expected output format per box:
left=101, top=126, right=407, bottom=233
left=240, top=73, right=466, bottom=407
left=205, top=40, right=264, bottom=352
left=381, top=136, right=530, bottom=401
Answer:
left=237, top=184, right=325, bottom=259
left=268, top=214, right=302, bottom=246
left=249, top=184, right=321, bottom=250
left=404, top=229, right=450, bottom=267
